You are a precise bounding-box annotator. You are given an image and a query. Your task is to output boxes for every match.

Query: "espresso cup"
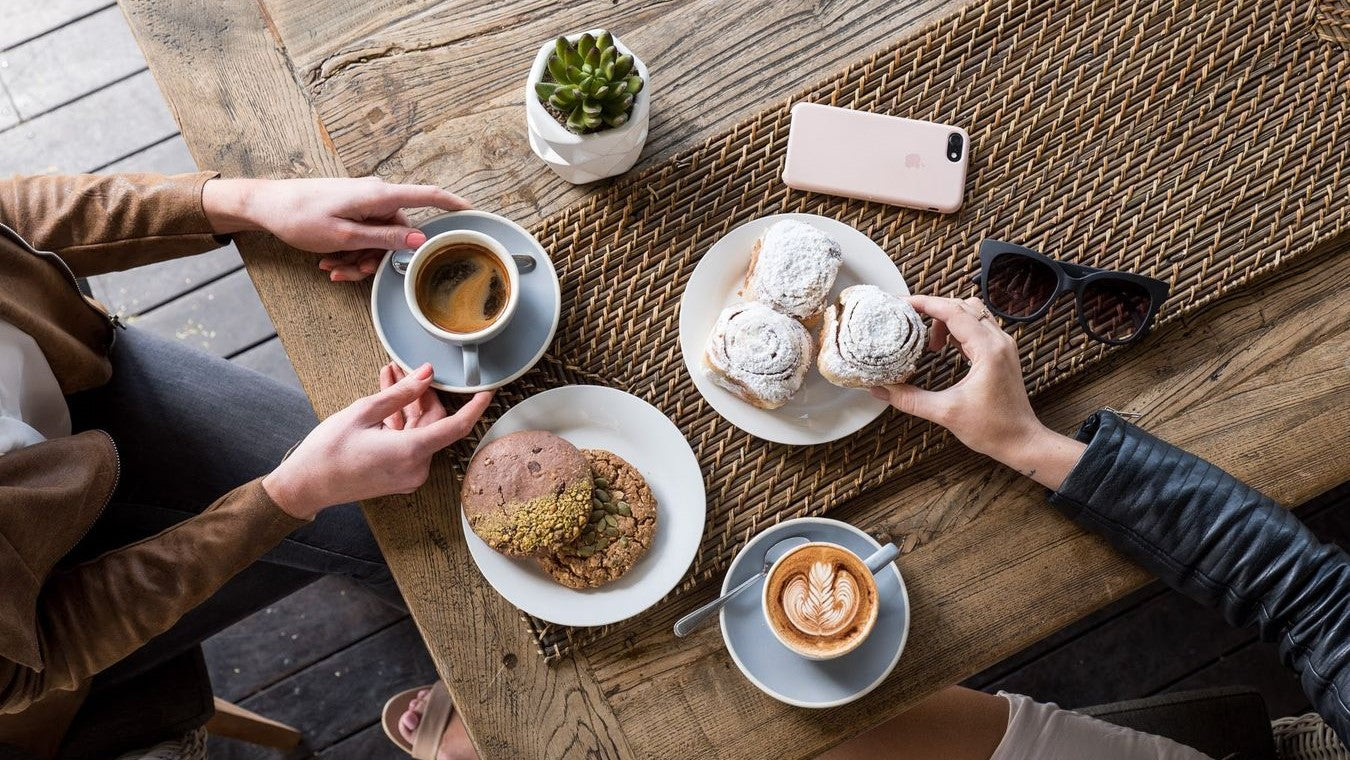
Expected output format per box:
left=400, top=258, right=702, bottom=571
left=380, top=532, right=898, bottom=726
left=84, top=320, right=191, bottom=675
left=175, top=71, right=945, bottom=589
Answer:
left=762, top=541, right=883, bottom=660
left=403, top=229, right=520, bottom=387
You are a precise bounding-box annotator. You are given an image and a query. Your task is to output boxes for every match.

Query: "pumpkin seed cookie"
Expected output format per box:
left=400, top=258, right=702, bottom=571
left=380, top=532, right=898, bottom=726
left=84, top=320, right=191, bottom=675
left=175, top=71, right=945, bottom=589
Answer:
left=536, top=449, right=658, bottom=589
left=461, top=431, right=591, bottom=556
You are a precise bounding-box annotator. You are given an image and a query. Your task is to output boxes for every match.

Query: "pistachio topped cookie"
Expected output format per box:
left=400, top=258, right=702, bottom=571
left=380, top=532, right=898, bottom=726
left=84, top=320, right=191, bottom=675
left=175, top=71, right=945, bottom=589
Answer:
left=536, top=449, right=658, bottom=589
left=461, top=431, right=591, bottom=556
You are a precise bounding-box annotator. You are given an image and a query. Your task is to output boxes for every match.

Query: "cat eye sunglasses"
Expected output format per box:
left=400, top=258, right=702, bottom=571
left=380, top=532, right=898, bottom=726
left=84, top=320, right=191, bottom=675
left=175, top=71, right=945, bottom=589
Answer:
left=976, top=240, right=1170, bottom=345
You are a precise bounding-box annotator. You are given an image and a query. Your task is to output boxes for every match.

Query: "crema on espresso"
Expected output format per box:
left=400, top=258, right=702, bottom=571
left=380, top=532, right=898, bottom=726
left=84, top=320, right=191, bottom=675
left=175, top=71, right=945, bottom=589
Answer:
left=414, top=242, right=510, bottom=334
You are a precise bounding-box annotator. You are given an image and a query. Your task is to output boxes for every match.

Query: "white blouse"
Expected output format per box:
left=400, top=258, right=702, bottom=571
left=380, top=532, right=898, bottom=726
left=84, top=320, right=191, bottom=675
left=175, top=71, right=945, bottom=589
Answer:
left=0, top=318, right=71, bottom=455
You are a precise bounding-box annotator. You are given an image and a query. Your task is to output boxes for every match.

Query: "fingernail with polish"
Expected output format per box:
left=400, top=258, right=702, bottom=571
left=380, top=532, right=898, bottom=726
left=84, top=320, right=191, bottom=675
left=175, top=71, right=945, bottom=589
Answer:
left=406, top=231, right=427, bottom=248
left=416, top=363, right=434, bottom=380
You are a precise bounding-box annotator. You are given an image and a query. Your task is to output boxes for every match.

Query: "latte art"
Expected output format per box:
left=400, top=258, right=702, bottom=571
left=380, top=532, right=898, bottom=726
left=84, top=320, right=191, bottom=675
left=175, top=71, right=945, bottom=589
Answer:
left=764, top=542, right=880, bottom=659
left=781, top=560, right=862, bottom=637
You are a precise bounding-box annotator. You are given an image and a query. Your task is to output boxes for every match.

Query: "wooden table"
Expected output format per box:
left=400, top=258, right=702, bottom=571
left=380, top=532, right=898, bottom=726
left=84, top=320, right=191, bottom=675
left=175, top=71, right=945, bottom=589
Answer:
left=118, top=0, right=1350, bottom=757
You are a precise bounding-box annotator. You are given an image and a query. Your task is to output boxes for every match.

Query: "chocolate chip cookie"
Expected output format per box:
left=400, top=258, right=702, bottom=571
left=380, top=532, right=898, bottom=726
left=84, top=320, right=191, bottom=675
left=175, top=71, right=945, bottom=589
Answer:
left=536, top=449, right=658, bottom=589
left=460, top=431, right=591, bottom=556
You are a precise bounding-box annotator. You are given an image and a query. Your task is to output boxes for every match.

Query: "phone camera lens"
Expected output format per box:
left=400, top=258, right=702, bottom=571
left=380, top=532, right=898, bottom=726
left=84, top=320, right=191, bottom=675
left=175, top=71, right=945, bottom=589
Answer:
left=946, top=132, right=964, bottom=162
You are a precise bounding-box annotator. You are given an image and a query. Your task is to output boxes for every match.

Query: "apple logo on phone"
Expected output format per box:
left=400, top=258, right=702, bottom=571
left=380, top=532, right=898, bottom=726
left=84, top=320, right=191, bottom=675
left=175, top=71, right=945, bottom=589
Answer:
left=904, top=153, right=924, bottom=169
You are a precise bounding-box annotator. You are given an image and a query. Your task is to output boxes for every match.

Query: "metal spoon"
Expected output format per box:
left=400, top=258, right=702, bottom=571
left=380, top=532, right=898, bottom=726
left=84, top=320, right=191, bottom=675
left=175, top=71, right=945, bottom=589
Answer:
left=391, top=249, right=537, bottom=275
left=673, top=536, right=809, bottom=637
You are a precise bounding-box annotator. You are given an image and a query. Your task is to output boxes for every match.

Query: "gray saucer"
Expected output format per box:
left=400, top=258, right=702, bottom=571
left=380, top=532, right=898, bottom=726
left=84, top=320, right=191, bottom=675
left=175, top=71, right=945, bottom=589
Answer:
left=719, top=517, right=909, bottom=708
left=370, top=210, right=561, bottom=393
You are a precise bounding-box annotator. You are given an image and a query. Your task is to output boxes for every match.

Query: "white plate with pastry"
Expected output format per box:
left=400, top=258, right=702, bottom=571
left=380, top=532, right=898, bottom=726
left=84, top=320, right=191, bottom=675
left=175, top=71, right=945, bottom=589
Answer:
left=458, top=385, right=706, bottom=626
left=678, top=214, right=918, bottom=445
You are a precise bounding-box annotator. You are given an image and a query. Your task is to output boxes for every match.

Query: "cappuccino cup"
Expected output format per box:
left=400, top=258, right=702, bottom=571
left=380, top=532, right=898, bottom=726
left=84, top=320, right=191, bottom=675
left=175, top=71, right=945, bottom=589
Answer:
left=762, top=541, right=881, bottom=660
left=403, top=229, right=520, bottom=387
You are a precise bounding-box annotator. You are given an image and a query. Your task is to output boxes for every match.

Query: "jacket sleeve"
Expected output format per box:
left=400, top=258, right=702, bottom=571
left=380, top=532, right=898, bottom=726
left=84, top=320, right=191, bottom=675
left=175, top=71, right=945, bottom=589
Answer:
left=0, top=173, right=228, bottom=276
left=0, top=479, right=306, bottom=714
left=1049, top=410, right=1350, bottom=741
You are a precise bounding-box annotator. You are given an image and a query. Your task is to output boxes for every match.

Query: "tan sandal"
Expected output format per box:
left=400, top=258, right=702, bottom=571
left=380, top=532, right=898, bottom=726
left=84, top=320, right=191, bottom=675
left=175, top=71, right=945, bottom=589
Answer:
left=382, top=681, right=454, bottom=759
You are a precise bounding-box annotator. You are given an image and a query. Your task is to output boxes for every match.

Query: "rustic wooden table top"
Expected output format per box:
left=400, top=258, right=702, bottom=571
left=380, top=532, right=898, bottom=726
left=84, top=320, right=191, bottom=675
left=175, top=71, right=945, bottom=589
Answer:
left=118, top=0, right=1349, bottom=757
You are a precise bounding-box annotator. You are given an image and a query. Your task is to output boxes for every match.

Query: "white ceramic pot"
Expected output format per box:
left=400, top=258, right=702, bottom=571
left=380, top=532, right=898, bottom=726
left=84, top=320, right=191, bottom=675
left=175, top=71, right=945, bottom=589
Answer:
left=525, top=30, right=650, bottom=185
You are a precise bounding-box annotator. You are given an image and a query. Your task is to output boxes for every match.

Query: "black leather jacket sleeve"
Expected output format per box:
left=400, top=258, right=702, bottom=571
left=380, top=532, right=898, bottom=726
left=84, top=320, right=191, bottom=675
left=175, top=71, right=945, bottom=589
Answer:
left=1048, top=410, right=1350, bottom=741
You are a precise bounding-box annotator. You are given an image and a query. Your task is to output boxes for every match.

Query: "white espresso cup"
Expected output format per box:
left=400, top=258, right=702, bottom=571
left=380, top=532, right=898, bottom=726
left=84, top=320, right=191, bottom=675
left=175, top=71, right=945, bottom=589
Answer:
left=761, top=541, right=884, bottom=661
left=403, top=229, right=520, bottom=387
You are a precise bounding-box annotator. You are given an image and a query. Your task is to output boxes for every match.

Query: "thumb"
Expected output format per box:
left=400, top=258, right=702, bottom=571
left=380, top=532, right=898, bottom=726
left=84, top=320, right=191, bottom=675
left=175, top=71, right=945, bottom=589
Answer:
left=359, top=363, right=434, bottom=423
left=869, top=383, right=949, bottom=425
left=342, top=221, right=426, bottom=252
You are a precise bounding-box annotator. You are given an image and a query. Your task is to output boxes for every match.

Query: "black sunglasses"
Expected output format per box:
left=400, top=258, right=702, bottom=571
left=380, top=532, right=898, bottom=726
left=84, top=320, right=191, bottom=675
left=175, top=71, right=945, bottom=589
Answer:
left=976, top=240, right=1170, bottom=345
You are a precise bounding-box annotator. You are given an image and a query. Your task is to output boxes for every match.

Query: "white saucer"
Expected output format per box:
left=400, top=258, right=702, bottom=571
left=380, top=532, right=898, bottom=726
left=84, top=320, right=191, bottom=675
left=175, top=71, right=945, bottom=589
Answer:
left=370, top=210, right=561, bottom=393
left=677, top=213, right=909, bottom=445
left=720, top=517, right=909, bottom=708
left=461, top=385, right=707, bottom=627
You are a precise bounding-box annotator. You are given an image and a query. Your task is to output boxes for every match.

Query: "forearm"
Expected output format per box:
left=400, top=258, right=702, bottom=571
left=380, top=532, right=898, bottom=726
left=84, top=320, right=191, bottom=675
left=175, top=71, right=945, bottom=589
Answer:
left=0, top=173, right=227, bottom=276
left=984, top=424, right=1087, bottom=491
left=0, top=479, right=305, bottom=714
left=1046, top=410, right=1350, bottom=739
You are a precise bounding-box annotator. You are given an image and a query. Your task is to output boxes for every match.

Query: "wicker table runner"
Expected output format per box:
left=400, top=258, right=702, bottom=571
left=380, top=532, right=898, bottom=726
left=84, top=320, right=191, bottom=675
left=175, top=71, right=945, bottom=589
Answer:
left=477, top=0, right=1346, bottom=661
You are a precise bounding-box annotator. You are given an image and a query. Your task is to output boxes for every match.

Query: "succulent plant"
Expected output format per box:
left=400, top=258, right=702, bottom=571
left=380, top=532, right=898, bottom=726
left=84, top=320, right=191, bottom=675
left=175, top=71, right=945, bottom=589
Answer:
left=535, top=31, right=644, bottom=134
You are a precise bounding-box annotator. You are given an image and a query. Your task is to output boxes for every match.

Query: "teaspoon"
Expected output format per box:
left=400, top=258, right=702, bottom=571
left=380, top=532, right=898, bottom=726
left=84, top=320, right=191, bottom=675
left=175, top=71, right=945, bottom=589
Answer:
left=673, top=535, right=809, bottom=637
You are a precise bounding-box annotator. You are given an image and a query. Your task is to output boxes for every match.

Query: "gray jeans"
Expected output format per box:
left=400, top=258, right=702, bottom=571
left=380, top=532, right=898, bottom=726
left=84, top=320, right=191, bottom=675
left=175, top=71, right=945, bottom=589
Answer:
left=65, top=327, right=402, bottom=688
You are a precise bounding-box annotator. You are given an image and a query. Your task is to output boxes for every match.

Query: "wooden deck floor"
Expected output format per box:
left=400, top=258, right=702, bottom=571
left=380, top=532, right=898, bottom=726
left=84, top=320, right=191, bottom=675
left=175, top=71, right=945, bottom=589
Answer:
left=2, top=5, right=1342, bottom=757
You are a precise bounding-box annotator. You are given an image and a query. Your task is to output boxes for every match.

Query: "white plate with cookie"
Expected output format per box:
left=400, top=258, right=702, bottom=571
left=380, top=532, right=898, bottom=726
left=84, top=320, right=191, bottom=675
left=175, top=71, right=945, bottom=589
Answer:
left=678, top=213, right=909, bottom=445
left=459, top=385, right=706, bottom=626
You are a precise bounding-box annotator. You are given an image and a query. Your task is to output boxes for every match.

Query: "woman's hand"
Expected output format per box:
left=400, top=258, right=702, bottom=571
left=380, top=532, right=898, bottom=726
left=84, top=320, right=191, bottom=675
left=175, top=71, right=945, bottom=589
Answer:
left=203, top=177, right=470, bottom=282
left=261, top=363, right=492, bottom=520
left=869, top=295, right=1085, bottom=489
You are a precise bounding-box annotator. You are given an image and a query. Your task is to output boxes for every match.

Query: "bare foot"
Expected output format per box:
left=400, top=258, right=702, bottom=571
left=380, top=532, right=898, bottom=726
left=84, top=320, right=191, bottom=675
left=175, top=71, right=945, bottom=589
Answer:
left=397, top=689, right=479, bottom=760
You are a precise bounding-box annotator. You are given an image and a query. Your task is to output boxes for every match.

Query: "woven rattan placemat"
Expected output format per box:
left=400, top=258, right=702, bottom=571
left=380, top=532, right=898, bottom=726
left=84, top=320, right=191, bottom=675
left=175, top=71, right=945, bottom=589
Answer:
left=480, top=0, right=1346, bottom=661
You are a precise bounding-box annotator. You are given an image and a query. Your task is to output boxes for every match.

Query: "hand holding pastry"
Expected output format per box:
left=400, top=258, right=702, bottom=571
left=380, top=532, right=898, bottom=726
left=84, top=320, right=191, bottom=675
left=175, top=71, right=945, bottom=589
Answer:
left=818, top=285, right=926, bottom=388
left=868, top=296, right=1084, bottom=488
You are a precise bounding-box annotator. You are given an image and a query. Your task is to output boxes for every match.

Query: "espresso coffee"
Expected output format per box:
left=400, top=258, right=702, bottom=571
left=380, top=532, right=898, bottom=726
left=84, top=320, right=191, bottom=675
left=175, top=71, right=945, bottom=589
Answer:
left=414, top=243, right=510, bottom=334
left=764, top=543, right=878, bottom=658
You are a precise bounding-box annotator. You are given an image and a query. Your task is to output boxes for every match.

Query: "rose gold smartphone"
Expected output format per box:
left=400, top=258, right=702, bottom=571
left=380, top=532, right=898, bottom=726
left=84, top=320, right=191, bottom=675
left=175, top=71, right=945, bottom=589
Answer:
left=782, top=102, right=970, bottom=213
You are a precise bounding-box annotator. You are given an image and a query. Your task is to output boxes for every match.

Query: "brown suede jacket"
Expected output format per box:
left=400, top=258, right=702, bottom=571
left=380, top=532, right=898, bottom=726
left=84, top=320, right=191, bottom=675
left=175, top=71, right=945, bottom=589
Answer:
left=0, top=173, right=306, bottom=747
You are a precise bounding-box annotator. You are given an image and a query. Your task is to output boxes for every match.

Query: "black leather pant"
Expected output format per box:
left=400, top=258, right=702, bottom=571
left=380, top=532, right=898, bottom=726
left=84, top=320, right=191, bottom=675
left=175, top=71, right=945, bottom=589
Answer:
left=1050, top=411, right=1350, bottom=740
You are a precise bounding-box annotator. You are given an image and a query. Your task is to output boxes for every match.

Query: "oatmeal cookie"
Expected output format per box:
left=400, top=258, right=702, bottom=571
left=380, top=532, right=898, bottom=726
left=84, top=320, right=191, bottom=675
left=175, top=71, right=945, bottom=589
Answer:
left=536, top=449, right=658, bottom=589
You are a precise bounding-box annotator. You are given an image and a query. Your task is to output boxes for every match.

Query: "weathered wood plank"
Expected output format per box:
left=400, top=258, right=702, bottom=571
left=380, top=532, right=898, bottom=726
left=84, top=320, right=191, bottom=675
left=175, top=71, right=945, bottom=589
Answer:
left=89, top=252, right=241, bottom=316
left=963, top=583, right=1166, bottom=691
left=0, top=70, right=176, bottom=174
left=1166, top=640, right=1310, bottom=719
left=128, top=268, right=275, bottom=357
left=0, top=5, right=146, bottom=118
left=278, top=0, right=962, bottom=228
left=119, top=1, right=635, bottom=757
left=0, top=0, right=111, bottom=51
left=317, top=722, right=408, bottom=760
left=234, top=619, right=435, bottom=749
left=203, top=576, right=405, bottom=703
left=981, top=592, right=1256, bottom=708
left=101, top=133, right=190, bottom=173
left=0, top=83, right=18, bottom=130
left=232, top=337, right=304, bottom=389
left=582, top=240, right=1350, bottom=760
